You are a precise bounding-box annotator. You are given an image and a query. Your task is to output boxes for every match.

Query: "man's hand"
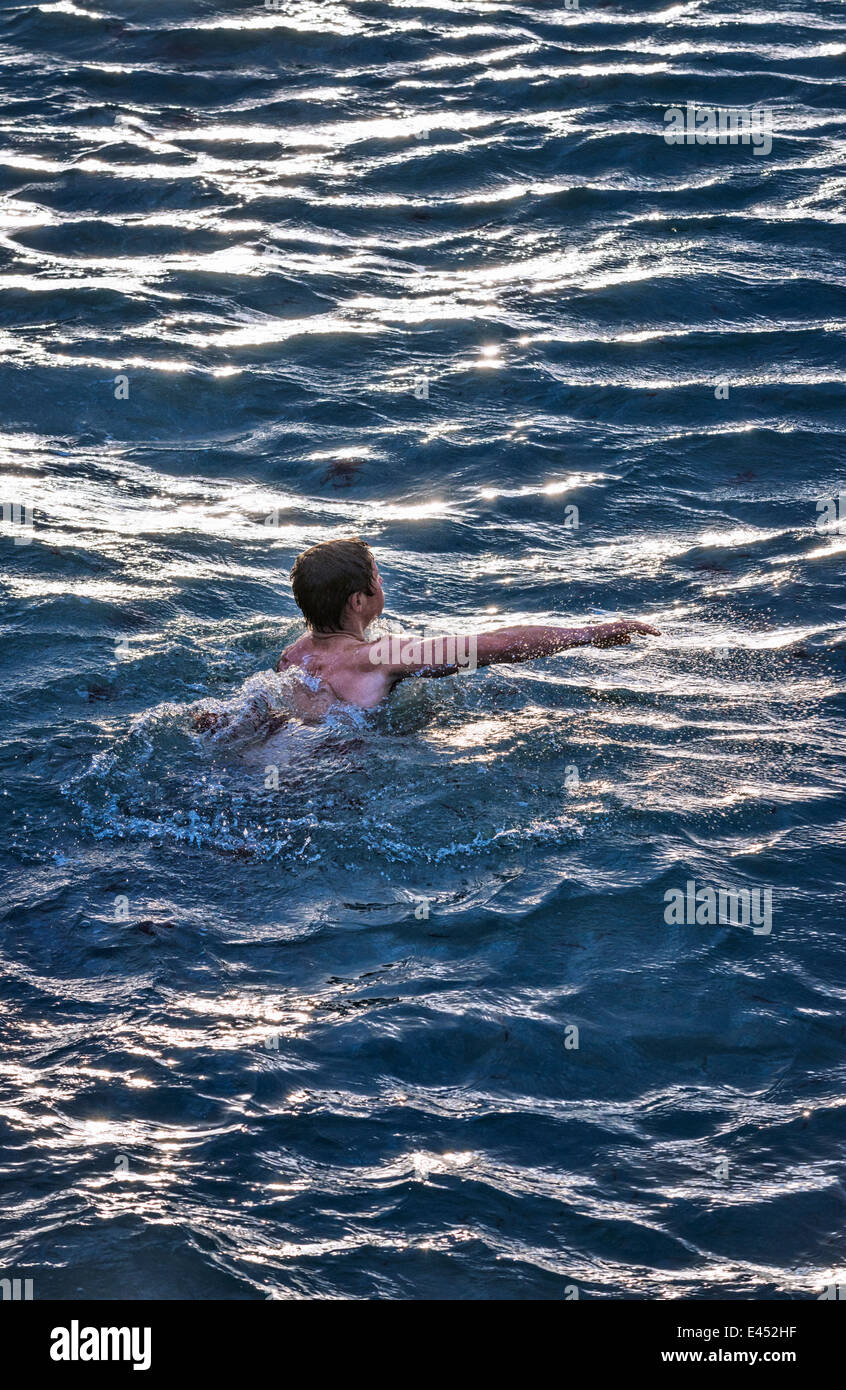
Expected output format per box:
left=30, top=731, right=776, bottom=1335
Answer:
left=592, top=621, right=661, bottom=648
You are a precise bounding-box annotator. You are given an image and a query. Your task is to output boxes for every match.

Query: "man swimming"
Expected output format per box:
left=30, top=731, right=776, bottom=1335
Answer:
left=194, top=536, right=660, bottom=730
left=277, top=536, right=659, bottom=718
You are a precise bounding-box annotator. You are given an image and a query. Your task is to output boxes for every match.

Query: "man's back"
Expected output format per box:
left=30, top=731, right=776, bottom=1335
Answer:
left=278, top=631, right=392, bottom=717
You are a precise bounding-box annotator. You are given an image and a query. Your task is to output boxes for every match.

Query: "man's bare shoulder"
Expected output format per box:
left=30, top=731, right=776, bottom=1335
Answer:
left=278, top=634, right=381, bottom=668
left=276, top=636, right=310, bottom=671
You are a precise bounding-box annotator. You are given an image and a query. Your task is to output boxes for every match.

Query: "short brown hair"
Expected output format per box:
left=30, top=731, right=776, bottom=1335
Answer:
left=290, top=536, right=375, bottom=631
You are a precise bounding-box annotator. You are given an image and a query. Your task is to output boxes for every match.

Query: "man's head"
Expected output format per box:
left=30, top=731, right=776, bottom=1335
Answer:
left=290, top=536, right=384, bottom=633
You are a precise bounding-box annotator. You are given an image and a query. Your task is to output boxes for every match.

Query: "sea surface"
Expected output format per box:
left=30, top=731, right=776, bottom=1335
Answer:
left=1, top=0, right=845, bottom=1300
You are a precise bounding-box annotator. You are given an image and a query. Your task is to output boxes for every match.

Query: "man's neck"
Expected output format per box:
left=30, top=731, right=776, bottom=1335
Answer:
left=312, top=621, right=368, bottom=641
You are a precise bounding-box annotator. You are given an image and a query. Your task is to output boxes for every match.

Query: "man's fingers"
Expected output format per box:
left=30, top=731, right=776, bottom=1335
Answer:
left=592, top=621, right=660, bottom=648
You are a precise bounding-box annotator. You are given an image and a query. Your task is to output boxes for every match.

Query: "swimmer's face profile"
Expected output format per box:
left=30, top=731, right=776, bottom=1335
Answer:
left=354, top=559, right=384, bottom=628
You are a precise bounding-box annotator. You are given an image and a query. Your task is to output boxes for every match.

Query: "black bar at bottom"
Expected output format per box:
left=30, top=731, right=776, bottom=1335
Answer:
left=1, top=1296, right=838, bottom=1377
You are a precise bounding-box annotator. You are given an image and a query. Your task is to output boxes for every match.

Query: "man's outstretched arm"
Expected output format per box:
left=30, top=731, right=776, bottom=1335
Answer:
left=472, top=620, right=660, bottom=665
left=367, top=620, right=661, bottom=680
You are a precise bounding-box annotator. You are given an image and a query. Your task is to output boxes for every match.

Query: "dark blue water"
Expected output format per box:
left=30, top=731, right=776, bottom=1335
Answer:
left=1, top=0, right=845, bottom=1300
